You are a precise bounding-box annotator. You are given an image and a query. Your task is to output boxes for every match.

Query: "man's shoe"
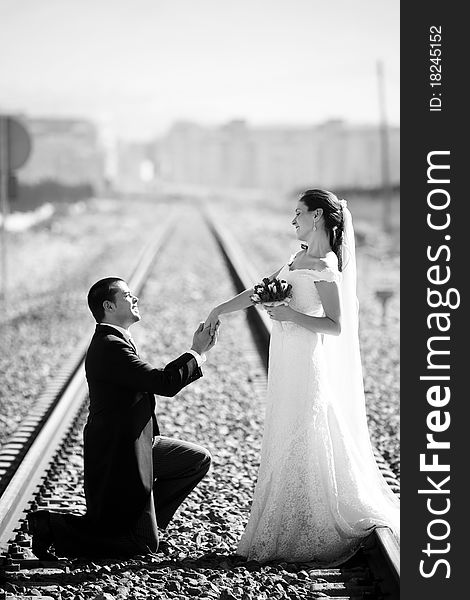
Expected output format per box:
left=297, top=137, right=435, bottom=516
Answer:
left=26, top=511, right=58, bottom=561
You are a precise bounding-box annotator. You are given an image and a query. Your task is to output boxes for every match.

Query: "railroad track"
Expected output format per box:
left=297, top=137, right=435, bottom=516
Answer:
left=0, top=212, right=177, bottom=563
left=204, top=206, right=400, bottom=599
left=0, top=205, right=399, bottom=599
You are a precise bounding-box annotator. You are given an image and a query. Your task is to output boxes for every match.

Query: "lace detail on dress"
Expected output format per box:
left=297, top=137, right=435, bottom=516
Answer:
left=236, top=258, right=385, bottom=564
left=293, top=266, right=340, bottom=284
left=286, top=253, right=341, bottom=284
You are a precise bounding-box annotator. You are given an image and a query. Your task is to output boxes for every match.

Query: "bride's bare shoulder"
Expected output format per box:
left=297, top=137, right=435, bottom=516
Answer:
left=303, top=251, right=338, bottom=272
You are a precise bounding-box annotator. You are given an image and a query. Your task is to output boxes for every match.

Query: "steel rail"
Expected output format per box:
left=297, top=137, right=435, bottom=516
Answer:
left=203, top=206, right=400, bottom=588
left=0, top=211, right=178, bottom=555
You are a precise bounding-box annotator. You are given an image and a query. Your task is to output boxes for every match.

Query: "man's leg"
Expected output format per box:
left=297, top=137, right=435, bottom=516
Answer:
left=43, top=496, right=159, bottom=559
left=47, top=510, right=156, bottom=559
left=152, top=436, right=211, bottom=529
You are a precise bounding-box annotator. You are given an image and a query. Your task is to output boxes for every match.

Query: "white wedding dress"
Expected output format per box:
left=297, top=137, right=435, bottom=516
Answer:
left=237, top=243, right=400, bottom=564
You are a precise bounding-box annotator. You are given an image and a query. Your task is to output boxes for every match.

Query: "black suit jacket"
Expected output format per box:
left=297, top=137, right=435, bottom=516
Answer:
left=83, top=324, right=202, bottom=530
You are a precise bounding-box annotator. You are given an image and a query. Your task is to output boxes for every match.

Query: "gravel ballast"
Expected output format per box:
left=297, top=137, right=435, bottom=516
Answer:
left=1, top=199, right=399, bottom=599
left=0, top=198, right=170, bottom=446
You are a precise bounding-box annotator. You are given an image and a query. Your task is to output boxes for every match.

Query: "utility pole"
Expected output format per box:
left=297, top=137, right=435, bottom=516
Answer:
left=0, top=115, right=32, bottom=308
left=0, top=116, right=9, bottom=306
left=377, top=60, right=393, bottom=234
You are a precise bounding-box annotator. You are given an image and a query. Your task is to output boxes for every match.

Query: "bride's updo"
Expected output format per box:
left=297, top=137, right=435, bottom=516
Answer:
left=299, top=189, right=345, bottom=271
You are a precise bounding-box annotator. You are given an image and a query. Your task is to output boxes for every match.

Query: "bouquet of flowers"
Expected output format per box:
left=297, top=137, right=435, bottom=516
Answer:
left=250, top=277, right=293, bottom=308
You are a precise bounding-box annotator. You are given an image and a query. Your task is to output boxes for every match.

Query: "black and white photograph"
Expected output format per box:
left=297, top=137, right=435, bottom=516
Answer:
left=6, top=1, right=461, bottom=598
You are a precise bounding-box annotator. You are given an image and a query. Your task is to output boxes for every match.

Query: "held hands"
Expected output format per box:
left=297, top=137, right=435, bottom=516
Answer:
left=192, top=321, right=218, bottom=355
left=204, top=309, right=220, bottom=337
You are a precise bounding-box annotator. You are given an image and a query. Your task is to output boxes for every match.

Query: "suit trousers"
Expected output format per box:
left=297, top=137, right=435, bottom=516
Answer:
left=132, top=435, right=212, bottom=550
left=49, top=436, right=211, bottom=558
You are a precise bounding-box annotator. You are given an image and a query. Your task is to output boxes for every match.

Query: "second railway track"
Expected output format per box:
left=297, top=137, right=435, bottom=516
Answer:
left=204, top=207, right=400, bottom=599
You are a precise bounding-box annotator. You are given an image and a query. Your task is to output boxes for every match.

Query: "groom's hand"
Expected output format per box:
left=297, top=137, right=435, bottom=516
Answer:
left=191, top=322, right=218, bottom=355
left=206, top=325, right=219, bottom=352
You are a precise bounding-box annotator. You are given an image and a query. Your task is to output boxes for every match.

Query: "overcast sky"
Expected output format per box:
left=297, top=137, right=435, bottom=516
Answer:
left=0, top=0, right=399, bottom=140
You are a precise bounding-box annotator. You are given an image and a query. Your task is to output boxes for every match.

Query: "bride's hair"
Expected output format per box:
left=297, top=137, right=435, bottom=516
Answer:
left=299, top=189, right=345, bottom=271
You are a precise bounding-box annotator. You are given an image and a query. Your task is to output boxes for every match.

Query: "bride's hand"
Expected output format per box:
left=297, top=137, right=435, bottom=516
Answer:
left=265, top=305, right=294, bottom=322
left=204, top=309, right=220, bottom=336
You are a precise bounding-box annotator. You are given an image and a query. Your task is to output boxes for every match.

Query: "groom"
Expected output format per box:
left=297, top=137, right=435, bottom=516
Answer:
left=27, top=277, right=216, bottom=560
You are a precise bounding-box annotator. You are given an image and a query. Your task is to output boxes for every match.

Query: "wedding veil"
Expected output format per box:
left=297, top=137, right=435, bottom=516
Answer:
left=322, top=200, right=400, bottom=539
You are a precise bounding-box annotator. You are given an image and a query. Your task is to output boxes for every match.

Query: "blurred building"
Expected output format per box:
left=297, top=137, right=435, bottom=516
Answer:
left=10, top=115, right=400, bottom=196
left=19, top=117, right=106, bottom=193
left=154, top=119, right=400, bottom=193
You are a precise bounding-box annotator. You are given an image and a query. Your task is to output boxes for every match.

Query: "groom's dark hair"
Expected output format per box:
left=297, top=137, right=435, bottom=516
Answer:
left=87, top=277, right=126, bottom=322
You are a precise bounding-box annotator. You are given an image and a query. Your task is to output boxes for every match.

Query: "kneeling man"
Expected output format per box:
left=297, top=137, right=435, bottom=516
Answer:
left=28, top=277, right=216, bottom=559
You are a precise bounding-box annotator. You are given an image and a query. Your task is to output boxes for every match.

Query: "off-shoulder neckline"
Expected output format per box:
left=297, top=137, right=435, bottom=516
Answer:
left=286, top=250, right=338, bottom=273
left=286, top=266, right=335, bottom=275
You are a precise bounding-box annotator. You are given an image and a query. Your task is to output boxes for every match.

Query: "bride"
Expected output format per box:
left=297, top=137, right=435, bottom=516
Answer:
left=204, top=189, right=399, bottom=565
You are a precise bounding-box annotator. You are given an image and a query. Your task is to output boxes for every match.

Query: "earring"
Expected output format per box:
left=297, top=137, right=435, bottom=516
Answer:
left=313, top=222, right=317, bottom=232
